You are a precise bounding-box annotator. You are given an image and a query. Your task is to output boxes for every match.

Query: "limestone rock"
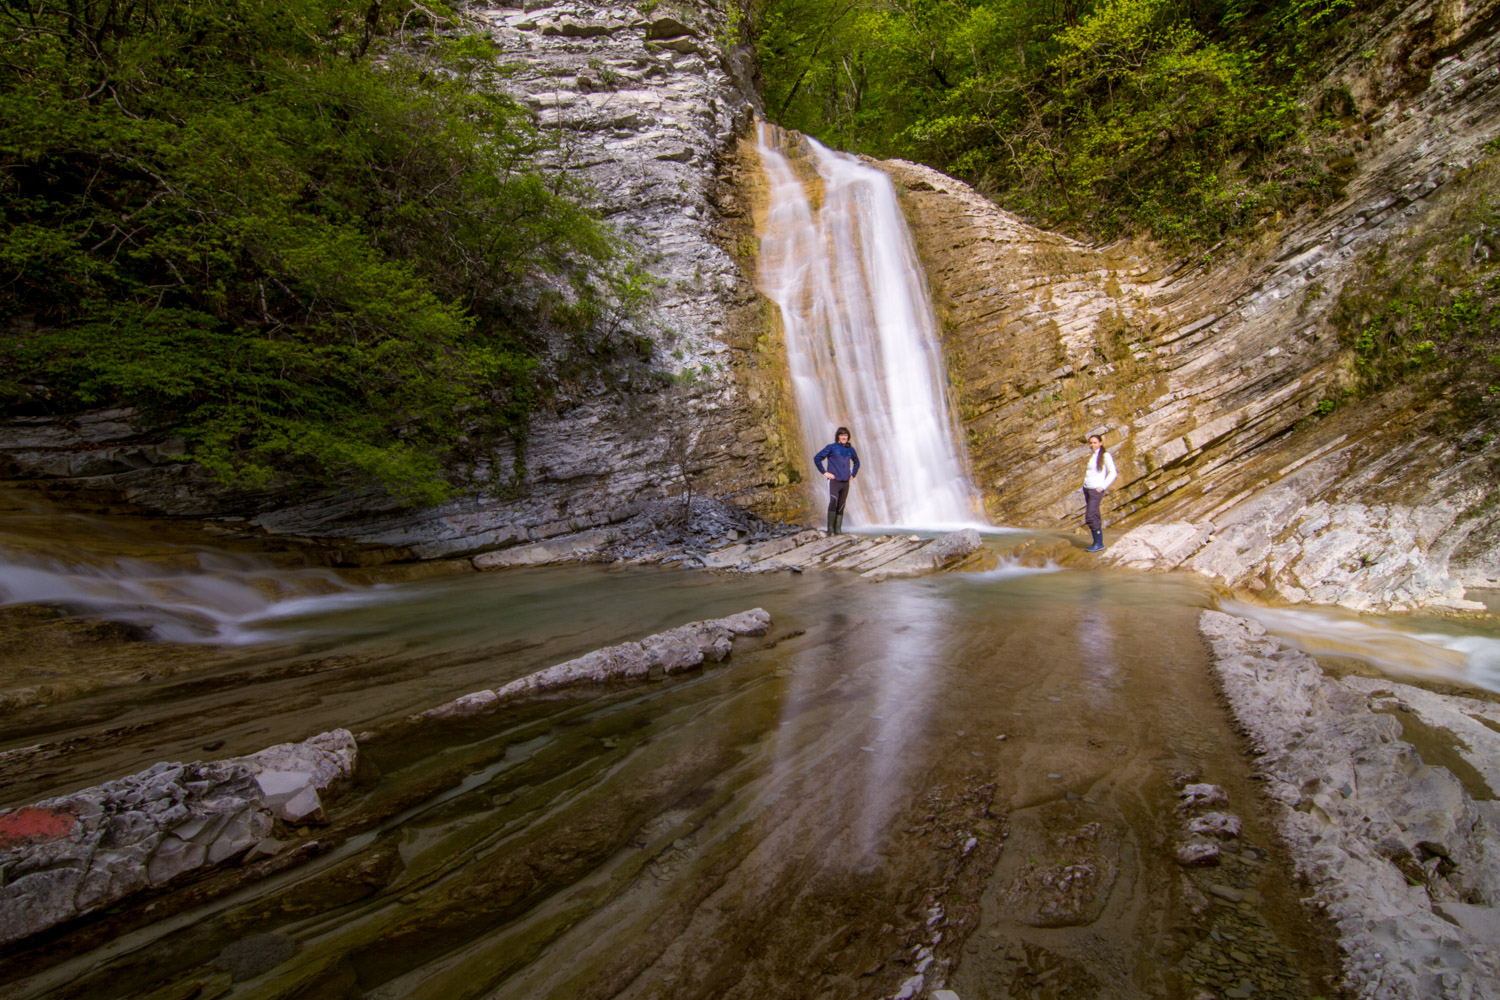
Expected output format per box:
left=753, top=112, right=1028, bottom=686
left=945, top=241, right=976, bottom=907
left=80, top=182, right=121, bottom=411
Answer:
left=1187, top=812, right=1243, bottom=840
left=0, top=730, right=358, bottom=947
left=233, top=728, right=357, bottom=824
left=861, top=529, right=984, bottom=581
left=414, top=608, right=773, bottom=720
left=1199, top=610, right=1500, bottom=998
left=1175, top=837, right=1222, bottom=867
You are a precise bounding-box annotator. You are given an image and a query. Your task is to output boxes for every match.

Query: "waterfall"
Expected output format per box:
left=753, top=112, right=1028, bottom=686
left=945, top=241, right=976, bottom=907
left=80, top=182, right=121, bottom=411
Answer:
left=755, top=123, right=983, bottom=529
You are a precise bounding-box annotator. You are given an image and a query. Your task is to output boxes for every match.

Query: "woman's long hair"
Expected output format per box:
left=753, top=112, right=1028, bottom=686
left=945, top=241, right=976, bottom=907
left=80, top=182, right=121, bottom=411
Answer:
left=1090, top=435, right=1106, bottom=472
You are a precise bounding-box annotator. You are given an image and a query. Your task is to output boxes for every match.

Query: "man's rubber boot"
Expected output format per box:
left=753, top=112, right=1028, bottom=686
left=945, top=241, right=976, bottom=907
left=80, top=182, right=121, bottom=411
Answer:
left=827, top=511, right=836, bottom=534
left=1085, top=529, right=1104, bottom=552
left=834, top=513, right=844, bottom=535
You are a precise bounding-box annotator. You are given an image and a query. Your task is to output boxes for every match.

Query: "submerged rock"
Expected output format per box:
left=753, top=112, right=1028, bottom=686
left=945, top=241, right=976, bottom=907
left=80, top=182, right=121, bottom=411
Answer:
left=416, top=608, right=773, bottom=720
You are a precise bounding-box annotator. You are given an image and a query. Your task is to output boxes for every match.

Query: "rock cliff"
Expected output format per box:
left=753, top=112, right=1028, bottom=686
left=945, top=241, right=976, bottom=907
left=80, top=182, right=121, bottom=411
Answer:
left=0, top=1, right=795, bottom=561
left=882, top=0, right=1500, bottom=610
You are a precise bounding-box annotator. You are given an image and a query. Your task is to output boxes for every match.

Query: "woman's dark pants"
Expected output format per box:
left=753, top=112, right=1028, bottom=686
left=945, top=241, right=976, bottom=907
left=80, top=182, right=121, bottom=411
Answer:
left=1083, top=487, right=1103, bottom=532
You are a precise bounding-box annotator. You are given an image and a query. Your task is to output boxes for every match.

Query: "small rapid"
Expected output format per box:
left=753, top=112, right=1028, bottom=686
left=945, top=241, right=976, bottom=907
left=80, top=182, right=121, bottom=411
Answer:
left=0, top=491, right=384, bottom=644
left=0, top=548, right=390, bottom=644
left=1224, top=598, right=1500, bottom=694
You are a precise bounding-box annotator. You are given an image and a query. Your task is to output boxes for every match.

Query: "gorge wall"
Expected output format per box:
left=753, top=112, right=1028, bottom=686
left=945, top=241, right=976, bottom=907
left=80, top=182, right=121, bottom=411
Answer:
left=4, top=0, right=1499, bottom=613
left=882, top=0, right=1500, bottom=611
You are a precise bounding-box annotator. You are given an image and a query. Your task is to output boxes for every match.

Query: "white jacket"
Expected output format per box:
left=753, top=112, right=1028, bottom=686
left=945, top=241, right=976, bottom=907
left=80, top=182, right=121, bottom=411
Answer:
left=1083, top=451, right=1117, bottom=490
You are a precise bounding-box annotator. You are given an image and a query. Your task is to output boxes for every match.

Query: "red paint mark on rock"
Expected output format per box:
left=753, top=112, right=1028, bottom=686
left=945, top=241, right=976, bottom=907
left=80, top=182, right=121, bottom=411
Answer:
left=0, top=807, right=77, bottom=848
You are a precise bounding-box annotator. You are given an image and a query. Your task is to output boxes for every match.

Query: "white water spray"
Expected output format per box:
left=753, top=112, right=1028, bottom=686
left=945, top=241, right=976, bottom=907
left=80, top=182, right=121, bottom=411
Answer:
left=755, top=123, right=983, bottom=529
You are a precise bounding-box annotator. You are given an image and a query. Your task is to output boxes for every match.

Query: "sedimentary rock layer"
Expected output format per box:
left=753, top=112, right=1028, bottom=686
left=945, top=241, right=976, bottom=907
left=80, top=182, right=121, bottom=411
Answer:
left=0, top=729, right=357, bottom=947
left=1199, top=610, right=1500, bottom=999
left=0, top=606, right=782, bottom=949
left=886, top=0, right=1500, bottom=610
left=415, top=607, right=773, bottom=720
left=468, top=510, right=986, bottom=580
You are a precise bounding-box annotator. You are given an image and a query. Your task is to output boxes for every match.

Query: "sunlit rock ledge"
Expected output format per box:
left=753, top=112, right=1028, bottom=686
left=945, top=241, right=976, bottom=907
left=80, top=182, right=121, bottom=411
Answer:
left=469, top=505, right=986, bottom=581
left=1200, top=611, right=1500, bottom=998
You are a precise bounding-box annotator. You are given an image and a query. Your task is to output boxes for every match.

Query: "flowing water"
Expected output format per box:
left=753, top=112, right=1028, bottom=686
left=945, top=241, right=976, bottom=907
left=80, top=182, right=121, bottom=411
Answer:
left=3, top=500, right=1500, bottom=998
left=0, top=518, right=1333, bottom=1000
left=755, top=123, right=983, bottom=529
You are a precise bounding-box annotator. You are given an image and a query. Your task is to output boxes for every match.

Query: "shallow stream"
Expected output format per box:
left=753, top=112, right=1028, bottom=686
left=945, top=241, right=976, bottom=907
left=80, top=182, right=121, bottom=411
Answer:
left=2, top=499, right=1498, bottom=999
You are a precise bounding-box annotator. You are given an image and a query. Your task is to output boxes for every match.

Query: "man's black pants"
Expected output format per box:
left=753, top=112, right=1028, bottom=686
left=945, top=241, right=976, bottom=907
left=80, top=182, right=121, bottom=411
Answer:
left=828, top=478, right=851, bottom=515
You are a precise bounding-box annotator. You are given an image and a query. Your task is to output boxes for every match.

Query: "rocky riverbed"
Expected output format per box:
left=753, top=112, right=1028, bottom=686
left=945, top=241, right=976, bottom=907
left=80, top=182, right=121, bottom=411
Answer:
left=0, top=609, right=775, bottom=951
left=1200, top=610, right=1500, bottom=999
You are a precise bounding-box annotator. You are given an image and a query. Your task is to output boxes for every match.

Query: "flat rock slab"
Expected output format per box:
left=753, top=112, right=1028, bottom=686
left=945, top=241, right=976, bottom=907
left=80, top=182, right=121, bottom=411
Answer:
left=415, top=608, right=773, bottom=721
left=472, top=524, right=985, bottom=581
left=1199, top=610, right=1500, bottom=999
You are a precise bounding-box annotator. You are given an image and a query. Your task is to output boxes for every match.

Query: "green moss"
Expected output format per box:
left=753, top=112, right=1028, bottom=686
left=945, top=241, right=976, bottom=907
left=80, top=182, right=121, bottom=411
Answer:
left=1328, top=158, right=1500, bottom=421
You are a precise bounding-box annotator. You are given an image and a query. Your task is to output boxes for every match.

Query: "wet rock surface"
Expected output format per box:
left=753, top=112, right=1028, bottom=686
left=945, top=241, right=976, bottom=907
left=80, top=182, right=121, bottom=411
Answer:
left=0, top=729, right=355, bottom=947
left=416, top=607, right=772, bottom=719
left=1002, top=802, right=1123, bottom=928
left=469, top=496, right=987, bottom=579
left=0, top=557, right=1346, bottom=1000
left=1200, top=609, right=1500, bottom=998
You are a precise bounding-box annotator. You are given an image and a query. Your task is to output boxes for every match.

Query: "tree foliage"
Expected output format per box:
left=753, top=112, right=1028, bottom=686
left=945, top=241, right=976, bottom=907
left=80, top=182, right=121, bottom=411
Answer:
left=756, top=0, right=1364, bottom=246
left=0, top=0, right=621, bottom=502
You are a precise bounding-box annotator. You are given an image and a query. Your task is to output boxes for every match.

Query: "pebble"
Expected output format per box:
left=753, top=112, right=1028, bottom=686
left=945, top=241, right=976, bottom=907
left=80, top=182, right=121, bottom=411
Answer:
left=1206, top=883, right=1244, bottom=902
left=995, top=734, right=1009, bottom=740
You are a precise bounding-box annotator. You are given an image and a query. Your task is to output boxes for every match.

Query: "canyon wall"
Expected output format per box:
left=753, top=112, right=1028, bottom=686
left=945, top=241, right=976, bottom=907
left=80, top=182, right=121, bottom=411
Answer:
left=886, top=0, right=1500, bottom=610
left=4, top=0, right=1499, bottom=611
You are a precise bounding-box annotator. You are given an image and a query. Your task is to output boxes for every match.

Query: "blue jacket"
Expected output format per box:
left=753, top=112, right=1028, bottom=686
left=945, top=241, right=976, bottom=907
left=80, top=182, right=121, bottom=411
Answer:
left=814, top=442, right=860, bottom=481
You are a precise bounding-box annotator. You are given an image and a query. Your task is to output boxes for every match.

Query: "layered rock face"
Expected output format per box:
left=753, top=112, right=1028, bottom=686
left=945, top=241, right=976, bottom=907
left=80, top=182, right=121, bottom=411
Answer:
left=886, top=0, right=1500, bottom=610
left=0, top=1, right=792, bottom=560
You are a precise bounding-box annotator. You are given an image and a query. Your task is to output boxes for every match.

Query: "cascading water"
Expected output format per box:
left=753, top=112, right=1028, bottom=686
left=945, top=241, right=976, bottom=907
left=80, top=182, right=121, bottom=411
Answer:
left=755, top=122, right=983, bottom=529
left=0, top=493, right=384, bottom=644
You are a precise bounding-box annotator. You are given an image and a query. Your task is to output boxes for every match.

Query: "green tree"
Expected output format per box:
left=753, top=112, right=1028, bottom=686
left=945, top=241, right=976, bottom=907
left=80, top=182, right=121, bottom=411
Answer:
left=756, top=0, right=1361, bottom=247
left=0, top=0, right=624, bottom=503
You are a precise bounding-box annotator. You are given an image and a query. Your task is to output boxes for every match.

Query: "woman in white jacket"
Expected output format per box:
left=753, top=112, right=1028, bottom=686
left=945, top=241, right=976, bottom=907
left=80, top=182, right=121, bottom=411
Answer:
left=1082, top=434, right=1117, bottom=552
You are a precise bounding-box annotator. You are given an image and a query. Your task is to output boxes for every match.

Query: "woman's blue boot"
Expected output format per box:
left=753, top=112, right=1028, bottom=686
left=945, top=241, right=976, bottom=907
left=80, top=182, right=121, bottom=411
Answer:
left=1086, top=529, right=1104, bottom=552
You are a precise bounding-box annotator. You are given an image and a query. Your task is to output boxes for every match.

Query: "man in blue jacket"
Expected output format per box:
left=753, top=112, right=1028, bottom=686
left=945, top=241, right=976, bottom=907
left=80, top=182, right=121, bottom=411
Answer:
left=814, top=426, right=861, bottom=535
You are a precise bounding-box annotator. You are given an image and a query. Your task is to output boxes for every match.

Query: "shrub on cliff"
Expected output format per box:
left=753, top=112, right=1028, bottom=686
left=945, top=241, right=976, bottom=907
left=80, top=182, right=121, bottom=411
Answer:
left=0, top=0, right=619, bottom=503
